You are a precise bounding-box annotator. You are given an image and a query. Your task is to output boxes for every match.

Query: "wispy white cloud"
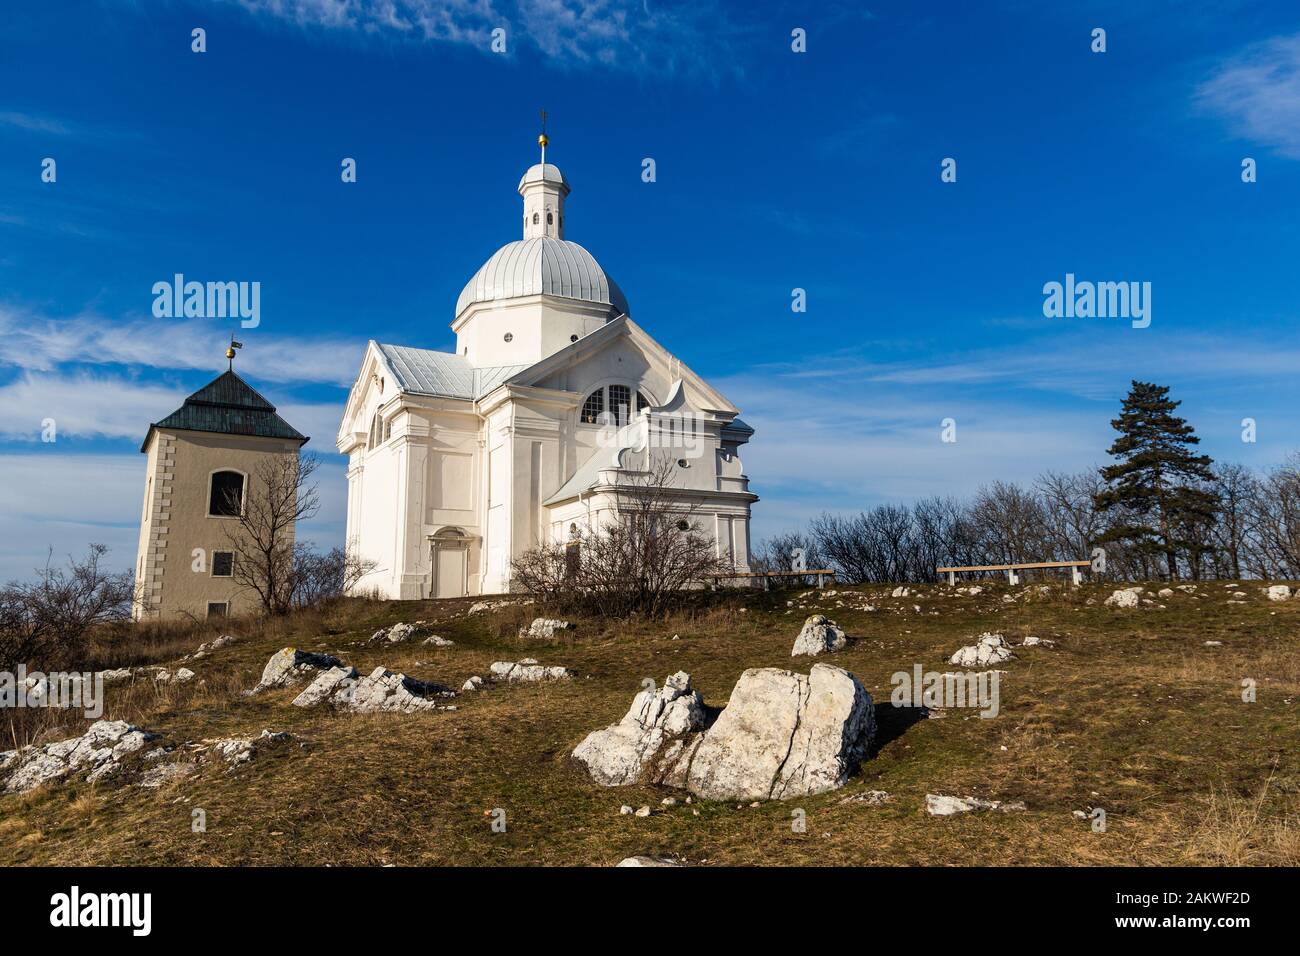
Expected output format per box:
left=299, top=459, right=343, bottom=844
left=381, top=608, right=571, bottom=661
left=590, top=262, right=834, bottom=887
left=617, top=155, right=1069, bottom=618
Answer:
left=717, top=327, right=1300, bottom=543
left=231, top=0, right=751, bottom=76
left=0, top=111, right=71, bottom=135
left=0, top=369, right=345, bottom=444
left=1196, top=31, right=1300, bottom=159
left=0, top=305, right=364, bottom=387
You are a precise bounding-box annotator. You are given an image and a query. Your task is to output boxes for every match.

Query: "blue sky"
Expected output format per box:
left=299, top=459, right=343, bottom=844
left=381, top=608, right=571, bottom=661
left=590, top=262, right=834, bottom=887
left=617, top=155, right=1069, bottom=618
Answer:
left=2, top=0, right=1299, bottom=581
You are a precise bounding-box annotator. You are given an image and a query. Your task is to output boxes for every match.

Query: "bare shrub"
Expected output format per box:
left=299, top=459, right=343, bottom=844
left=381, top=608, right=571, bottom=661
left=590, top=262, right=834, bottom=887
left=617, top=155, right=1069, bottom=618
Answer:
left=511, top=453, right=727, bottom=616
left=0, top=544, right=133, bottom=672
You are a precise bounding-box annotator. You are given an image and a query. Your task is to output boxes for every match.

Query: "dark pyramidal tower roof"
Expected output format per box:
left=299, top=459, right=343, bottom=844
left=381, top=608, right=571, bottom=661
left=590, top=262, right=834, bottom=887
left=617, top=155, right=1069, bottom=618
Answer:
left=141, top=370, right=308, bottom=451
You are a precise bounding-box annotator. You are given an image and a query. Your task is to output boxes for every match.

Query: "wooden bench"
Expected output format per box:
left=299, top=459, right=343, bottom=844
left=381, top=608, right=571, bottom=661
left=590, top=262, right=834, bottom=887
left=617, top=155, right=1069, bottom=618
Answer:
left=704, top=569, right=838, bottom=590
left=937, top=560, right=1090, bottom=586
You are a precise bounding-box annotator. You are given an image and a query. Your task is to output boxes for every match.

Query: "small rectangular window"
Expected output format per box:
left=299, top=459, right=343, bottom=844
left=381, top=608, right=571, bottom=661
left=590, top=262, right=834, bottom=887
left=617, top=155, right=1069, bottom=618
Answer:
left=206, top=601, right=229, bottom=618
left=212, top=551, right=234, bottom=577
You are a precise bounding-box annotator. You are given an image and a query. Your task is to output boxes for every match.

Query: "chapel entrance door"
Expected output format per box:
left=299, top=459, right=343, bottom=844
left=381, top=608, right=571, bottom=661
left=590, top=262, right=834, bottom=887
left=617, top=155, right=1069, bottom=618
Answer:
left=432, top=529, right=468, bottom=598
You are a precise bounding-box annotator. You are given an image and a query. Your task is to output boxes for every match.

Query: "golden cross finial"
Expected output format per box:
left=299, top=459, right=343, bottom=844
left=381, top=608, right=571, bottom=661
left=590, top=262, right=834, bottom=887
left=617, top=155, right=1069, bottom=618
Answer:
left=538, top=109, right=549, bottom=165
left=225, top=334, right=243, bottom=371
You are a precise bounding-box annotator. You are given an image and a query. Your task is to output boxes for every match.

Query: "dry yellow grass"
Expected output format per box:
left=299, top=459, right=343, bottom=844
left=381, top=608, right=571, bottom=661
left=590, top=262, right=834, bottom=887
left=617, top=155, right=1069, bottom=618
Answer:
left=3, top=581, right=1298, bottom=866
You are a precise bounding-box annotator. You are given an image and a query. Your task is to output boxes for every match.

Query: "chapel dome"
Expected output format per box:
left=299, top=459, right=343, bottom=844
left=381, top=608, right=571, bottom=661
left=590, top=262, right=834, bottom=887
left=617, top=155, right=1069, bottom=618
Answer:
left=455, top=237, right=630, bottom=319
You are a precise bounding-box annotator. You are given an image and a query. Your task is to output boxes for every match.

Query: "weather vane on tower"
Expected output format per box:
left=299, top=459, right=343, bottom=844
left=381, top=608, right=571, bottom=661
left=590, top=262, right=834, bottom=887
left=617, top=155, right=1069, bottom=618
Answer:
left=225, top=334, right=243, bottom=371
left=539, top=108, right=548, bottom=165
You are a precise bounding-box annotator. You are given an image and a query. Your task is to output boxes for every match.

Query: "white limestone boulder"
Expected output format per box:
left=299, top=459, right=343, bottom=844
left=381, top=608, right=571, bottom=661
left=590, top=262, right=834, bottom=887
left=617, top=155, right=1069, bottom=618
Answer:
left=791, top=614, right=848, bottom=657
left=949, top=633, right=1014, bottom=667
left=616, top=856, right=682, bottom=867
left=925, top=793, right=1026, bottom=816
left=251, top=647, right=343, bottom=693
left=519, top=618, right=575, bottom=639
left=1263, top=585, right=1292, bottom=601
left=572, top=671, right=708, bottom=787
left=292, top=665, right=360, bottom=708
left=489, top=660, right=576, bottom=683
left=1104, top=587, right=1142, bottom=608
left=685, top=664, right=875, bottom=801
left=368, top=621, right=431, bottom=645
left=344, top=667, right=456, bottom=714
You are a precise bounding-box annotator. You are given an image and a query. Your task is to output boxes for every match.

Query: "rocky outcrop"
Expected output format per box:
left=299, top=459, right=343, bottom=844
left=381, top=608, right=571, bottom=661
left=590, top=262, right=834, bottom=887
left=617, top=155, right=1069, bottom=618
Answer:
left=685, top=665, right=875, bottom=801
left=292, top=666, right=360, bottom=708
left=250, top=648, right=343, bottom=693
left=948, top=633, right=1014, bottom=667
left=574, top=664, right=876, bottom=802
left=347, top=668, right=456, bottom=713
left=293, top=665, right=454, bottom=713
left=572, top=671, right=709, bottom=787
left=1, top=720, right=159, bottom=794
left=791, top=614, right=847, bottom=657
left=489, top=660, right=575, bottom=683
left=519, top=618, right=575, bottom=639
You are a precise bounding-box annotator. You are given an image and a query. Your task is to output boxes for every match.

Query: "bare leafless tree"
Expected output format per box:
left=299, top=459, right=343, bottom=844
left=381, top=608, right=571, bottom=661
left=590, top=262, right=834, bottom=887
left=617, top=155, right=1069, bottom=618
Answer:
left=222, top=452, right=320, bottom=615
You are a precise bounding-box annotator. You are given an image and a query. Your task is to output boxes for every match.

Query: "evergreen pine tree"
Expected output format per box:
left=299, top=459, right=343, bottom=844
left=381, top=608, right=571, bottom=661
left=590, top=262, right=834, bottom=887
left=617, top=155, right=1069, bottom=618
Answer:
left=1095, top=381, right=1217, bottom=580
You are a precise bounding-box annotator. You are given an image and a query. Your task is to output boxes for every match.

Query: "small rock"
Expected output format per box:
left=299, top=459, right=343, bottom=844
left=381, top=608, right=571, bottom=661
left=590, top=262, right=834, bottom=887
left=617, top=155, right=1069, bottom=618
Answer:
left=616, top=856, right=680, bottom=867
left=1104, top=587, right=1142, bottom=608
left=519, top=618, right=575, bottom=639
left=949, top=633, right=1014, bottom=667
left=925, top=793, right=1026, bottom=816
left=791, top=614, right=848, bottom=657
left=488, top=661, right=576, bottom=683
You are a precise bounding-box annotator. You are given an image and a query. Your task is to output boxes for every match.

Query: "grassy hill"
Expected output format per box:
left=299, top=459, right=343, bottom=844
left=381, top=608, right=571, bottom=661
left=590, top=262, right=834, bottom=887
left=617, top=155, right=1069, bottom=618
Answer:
left=5, top=581, right=1298, bottom=866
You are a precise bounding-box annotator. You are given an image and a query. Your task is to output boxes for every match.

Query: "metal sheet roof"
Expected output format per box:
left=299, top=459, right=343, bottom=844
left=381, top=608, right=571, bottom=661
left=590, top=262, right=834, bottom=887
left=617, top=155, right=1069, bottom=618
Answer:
left=376, top=343, right=528, bottom=400
left=143, top=370, right=307, bottom=450
left=455, top=238, right=629, bottom=318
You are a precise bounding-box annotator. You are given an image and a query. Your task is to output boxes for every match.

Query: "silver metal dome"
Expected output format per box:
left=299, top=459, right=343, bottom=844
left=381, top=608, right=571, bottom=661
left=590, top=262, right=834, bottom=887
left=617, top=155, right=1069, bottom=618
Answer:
left=455, top=237, right=629, bottom=318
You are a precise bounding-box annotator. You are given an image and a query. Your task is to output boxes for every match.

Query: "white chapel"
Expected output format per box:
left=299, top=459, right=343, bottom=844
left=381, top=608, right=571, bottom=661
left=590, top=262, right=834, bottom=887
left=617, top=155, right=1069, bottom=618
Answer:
left=337, top=140, right=757, bottom=598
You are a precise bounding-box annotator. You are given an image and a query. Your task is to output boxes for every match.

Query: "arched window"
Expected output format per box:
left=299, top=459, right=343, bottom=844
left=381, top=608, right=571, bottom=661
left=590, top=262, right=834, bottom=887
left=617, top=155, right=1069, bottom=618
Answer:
left=209, top=470, right=245, bottom=517
left=581, top=385, right=653, bottom=425
left=546, top=212, right=553, bottom=225
left=608, top=385, right=631, bottom=424
left=532, top=212, right=540, bottom=224
left=368, top=413, right=383, bottom=449
left=581, top=389, right=604, bottom=424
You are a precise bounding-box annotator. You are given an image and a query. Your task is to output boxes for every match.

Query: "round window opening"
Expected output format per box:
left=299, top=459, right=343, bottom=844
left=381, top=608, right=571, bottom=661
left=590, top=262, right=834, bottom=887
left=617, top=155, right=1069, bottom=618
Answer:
left=570, top=334, right=579, bottom=343
left=676, top=520, right=690, bottom=531
left=677, top=458, right=689, bottom=469
left=503, top=333, right=513, bottom=342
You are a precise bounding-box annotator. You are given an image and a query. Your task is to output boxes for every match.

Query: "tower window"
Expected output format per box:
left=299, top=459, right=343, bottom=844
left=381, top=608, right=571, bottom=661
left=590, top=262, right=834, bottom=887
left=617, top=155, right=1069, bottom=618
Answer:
left=532, top=212, right=539, bottom=224
left=581, top=389, right=605, bottom=424
left=546, top=212, right=553, bottom=225
left=209, top=470, right=245, bottom=517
